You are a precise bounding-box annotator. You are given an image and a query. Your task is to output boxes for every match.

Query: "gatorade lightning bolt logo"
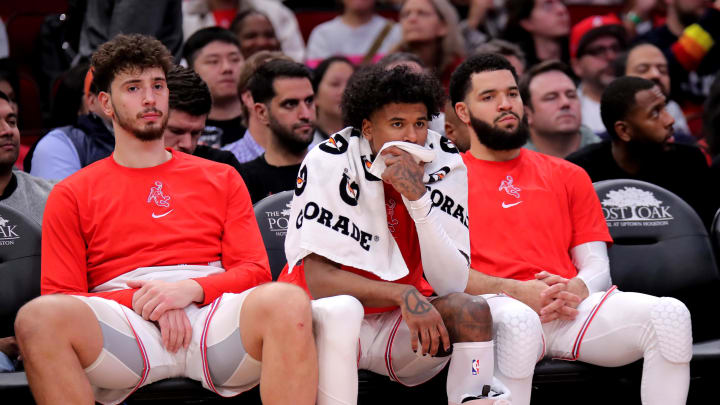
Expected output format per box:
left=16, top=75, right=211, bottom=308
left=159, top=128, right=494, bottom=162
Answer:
left=360, top=155, right=381, bottom=181
left=439, top=136, right=459, bottom=154
left=427, top=166, right=450, bottom=184
left=319, top=133, right=349, bottom=155
left=339, top=173, right=361, bottom=206
left=295, top=165, right=307, bottom=196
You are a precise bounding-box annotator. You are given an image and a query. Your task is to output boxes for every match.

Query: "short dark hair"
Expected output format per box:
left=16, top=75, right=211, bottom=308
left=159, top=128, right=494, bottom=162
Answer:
left=601, top=76, right=656, bottom=139
left=377, top=52, right=426, bottom=70
left=247, top=59, right=312, bottom=104
left=91, top=34, right=174, bottom=93
left=612, top=42, right=659, bottom=77
left=449, top=52, right=518, bottom=106
left=230, top=9, right=272, bottom=36
left=474, top=39, right=526, bottom=71
left=167, top=65, right=212, bottom=117
left=311, top=56, right=354, bottom=92
left=341, top=65, right=444, bottom=129
left=182, top=27, right=241, bottom=68
left=519, top=60, right=574, bottom=109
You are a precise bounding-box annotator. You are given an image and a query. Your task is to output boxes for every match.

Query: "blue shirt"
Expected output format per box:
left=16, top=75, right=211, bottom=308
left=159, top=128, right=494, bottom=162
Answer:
left=222, top=129, right=264, bottom=164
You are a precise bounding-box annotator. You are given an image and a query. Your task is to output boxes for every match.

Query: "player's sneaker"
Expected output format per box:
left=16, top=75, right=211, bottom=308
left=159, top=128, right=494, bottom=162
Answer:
left=455, top=381, right=512, bottom=405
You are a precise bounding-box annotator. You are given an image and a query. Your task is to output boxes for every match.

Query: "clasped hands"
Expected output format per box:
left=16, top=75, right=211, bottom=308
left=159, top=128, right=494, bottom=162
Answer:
left=524, top=271, right=589, bottom=323
left=127, top=279, right=203, bottom=353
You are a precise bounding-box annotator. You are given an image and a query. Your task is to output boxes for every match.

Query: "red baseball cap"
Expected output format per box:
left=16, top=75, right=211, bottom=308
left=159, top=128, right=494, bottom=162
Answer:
left=570, top=14, right=626, bottom=59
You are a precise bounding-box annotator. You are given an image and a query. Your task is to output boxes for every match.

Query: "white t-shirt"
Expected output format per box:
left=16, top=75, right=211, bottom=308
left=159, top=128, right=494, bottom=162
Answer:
left=305, top=15, right=402, bottom=66
left=578, top=85, right=605, bottom=135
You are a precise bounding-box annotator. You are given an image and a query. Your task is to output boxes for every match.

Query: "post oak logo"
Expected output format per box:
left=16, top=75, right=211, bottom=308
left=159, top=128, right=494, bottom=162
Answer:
left=264, top=202, right=292, bottom=237
left=601, top=187, right=673, bottom=227
left=0, top=215, right=19, bottom=245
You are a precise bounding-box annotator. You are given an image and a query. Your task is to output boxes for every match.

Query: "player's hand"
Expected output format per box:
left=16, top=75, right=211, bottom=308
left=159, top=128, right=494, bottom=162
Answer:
left=534, top=272, right=582, bottom=322
left=381, top=147, right=426, bottom=201
left=156, top=309, right=192, bottom=353
left=513, top=279, right=555, bottom=314
left=128, top=279, right=204, bottom=321
left=0, top=336, right=18, bottom=358
left=399, top=287, right=450, bottom=356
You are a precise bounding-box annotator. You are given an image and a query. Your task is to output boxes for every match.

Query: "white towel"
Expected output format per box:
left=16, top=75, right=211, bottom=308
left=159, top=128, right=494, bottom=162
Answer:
left=285, top=127, right=469, bottom=281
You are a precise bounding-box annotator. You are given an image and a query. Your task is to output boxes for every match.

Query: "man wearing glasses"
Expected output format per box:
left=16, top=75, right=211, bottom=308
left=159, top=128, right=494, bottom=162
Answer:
left=570, top=15, right=627, bottom=135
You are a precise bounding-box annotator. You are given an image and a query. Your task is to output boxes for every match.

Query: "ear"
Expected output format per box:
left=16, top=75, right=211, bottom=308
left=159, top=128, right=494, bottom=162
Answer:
left=614, top=120, right=632, bottom=142
left=255, top=102, right=269, bottom=125
left=570, top=58, right=582, bottom=77
left=361, top=118, right=373, bottom=142
left=524, top=106, right=534, bottom=126
left=98, top=91, right=114, bottom=119
left=241, top=91, right=254, bottom=109
left=454, top=102, right=470, bottom=125
left=437, top=20, right=448, bottom=38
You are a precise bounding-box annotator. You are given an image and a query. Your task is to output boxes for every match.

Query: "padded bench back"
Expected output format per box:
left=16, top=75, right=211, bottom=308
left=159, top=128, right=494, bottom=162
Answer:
left=253, top=190, right=294, bottom=280
left=0, top=204, right=41, bottom=337
left=594, top=179, right=720, bottom=340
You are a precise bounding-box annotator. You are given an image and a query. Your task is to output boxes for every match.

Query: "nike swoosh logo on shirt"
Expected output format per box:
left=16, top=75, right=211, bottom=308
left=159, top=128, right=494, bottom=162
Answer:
left=501, top=201, right=522, bottom=209
left=152, top=209, right=174, bottom=218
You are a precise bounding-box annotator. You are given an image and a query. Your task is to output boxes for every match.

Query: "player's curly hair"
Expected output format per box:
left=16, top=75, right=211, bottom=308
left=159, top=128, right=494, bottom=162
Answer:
left=341, top=65, right=445, bottom=129
left=91, top=34, right=174, bottom=93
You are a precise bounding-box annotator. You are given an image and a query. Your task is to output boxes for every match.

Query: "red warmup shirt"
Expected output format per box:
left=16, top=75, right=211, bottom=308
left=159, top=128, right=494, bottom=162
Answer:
left=278, top=182, right=433, bottom=314
left=462, top=149, right=612, bottom=281
left=41, top=150, right=271, bottom=309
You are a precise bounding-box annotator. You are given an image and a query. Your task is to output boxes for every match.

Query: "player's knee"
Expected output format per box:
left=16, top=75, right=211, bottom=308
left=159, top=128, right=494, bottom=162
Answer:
left=436, top=292, right=492, bottom=343
left=493, top=301, right=543, bottom=379
left=312, top=295, right=363, bottom=328
left=649, top=297, right=692, bottom=364
left=258, top=282, right=313, bottom=324
left=15, top=295, right=70, bottom=342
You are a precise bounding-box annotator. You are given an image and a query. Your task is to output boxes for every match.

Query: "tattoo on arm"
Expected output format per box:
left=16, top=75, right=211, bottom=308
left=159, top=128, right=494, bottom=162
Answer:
left=390, top=162, right=425, bottom=199
left=403, top=288, right=433, bottom=315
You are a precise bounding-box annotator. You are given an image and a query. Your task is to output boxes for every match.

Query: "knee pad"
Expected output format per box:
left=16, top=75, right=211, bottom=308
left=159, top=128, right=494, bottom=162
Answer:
left=650, top=297, right=692, bottom=364
left=494, top=303, right=543, bottom=379
left=312, top=295, right=364, bottom=344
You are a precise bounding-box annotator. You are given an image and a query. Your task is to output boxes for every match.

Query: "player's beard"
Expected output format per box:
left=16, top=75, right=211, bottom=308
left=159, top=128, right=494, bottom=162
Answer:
left=268, top=114, right=314, bottom=155
left=113, top=105, right=168, bottom=142
left=469, top=111, right=530, bottom=151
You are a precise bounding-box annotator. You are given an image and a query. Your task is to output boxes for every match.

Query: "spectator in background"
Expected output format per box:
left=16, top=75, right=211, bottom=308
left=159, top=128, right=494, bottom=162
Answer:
left=29, top=68, right=114, bottom=181
left=567, top=76, right=716, bottom=229
left=704, top=72, right=720, bottom=160
left=183, top=27, right=246, bottom=147
left=459, top=0, right=504, bottom=53
left=394, top=0, right=466, bottom=89
left=0, top=19, right=7, bottom=59
left=306, top=0, right=402, bottom=68
left=47, top=62, right=92, bottom=129
left=183, top=0, right=306, bottom=61
left=223, top=51, right=294, bottom=163
left=77, top=0, right=183, bottom=61
left=0, top=91, right=53, bottom=373
left=636, top=0, right=720, bottom=117
left=615, top=42, right=693, bottom=142
left=311, top=56, right=355, bottom=142
left=0, top=61, right=18, bottom=112
left=502, top=0, right=570, bottom=68
left=570, top=14, right=626, bottom=135
left=475, top=39, right=527, bottom=77
left=238, top=59, right=316, bottom=203
left=164, top=66, right=243, bottom=173
left=230, top=9, right=282, bottom=59
left=444, top=100, right=470, bottom=152
left=520, top=60, right=600, bottom=157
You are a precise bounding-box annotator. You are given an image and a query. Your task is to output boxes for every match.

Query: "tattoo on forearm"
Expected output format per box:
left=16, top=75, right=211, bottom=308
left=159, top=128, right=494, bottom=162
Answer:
left=403, top=288, right=433, bottom=315
left=390, top=162, right=425, bottom=198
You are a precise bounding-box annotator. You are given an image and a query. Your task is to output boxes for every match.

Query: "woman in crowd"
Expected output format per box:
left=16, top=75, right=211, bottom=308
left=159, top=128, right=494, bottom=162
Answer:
left=501, top=0, right=570, bottom=68
left=305, top=0, right=402, bottom=68
left=393, top=0, right=465, bottom=89
left=311, top=56, right=355, bottom=141
left=230, top=9, right=282, bottom=59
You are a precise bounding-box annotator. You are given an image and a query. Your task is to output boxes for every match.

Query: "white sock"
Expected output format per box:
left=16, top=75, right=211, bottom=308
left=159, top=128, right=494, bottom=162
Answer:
left=446, top=341, right=494, bottom=404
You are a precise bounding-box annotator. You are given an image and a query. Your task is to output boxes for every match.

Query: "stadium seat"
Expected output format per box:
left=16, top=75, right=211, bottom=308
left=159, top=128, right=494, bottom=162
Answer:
left=711, top=208, right=720, bottom=260
left=0, top=204, right=41, bottom=402
left=253, top=190, right=294, bottom=280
